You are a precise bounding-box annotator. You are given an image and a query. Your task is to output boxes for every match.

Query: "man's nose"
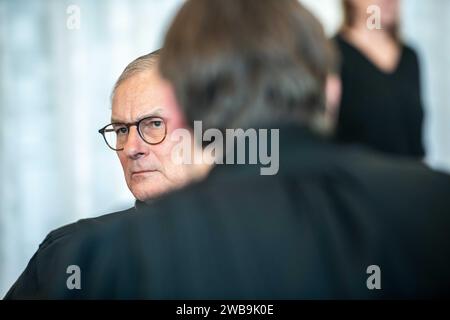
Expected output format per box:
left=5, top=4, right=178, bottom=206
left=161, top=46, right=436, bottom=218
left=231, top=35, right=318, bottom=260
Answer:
left=122, top=126, right=148, bottom=159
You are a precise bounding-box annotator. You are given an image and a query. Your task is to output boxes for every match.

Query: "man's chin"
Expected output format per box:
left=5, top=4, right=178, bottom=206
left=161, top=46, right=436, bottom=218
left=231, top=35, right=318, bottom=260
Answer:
left=131, top=184, right=173, bottom=202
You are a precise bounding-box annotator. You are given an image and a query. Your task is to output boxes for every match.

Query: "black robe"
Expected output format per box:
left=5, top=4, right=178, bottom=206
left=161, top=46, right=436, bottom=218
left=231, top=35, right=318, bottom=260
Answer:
left=5, top=126, right=450, bottom=299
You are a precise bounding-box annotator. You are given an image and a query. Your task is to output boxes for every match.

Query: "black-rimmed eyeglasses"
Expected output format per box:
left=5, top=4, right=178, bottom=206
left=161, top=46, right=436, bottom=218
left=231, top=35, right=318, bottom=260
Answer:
left=98, top=116, right=167, bottom=151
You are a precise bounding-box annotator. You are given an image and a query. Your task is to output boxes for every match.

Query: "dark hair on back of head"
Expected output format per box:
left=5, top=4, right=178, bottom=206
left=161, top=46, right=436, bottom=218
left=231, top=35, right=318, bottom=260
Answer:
left=160, top=0, right=337, bottom=131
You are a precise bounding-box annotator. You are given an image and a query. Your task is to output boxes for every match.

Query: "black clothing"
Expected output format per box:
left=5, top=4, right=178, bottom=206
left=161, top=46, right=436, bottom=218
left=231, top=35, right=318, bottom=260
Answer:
left=5, top=126, right=450, bottom=299
left=334, top=34, right=425, bottom=157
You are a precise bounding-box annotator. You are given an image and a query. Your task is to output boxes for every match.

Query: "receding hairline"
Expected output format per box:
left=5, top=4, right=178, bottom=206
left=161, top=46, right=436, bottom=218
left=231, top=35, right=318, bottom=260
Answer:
left=111, top=49, right=161, bottom=102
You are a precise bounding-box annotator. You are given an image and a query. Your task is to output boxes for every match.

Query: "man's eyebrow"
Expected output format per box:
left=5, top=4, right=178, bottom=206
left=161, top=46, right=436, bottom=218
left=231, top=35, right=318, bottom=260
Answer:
left=110, top=117, right=124, bottom=123
left=111, top=108, right=164, bottom=123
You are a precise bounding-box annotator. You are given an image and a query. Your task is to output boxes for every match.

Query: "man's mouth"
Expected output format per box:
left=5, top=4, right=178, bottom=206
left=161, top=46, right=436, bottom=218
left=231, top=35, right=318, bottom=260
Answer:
left=131, top=170, right=157, bottom=177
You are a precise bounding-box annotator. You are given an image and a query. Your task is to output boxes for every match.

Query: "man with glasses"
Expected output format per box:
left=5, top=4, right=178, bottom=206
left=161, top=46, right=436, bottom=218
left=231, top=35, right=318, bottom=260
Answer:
left=4, top=50, right=210, bottom=299
left=99, top=50, right=209, bottom=203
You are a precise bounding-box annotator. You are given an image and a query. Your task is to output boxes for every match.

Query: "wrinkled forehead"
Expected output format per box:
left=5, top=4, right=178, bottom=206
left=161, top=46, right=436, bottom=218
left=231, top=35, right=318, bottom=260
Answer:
left=111, top=69, right=181, bottom=123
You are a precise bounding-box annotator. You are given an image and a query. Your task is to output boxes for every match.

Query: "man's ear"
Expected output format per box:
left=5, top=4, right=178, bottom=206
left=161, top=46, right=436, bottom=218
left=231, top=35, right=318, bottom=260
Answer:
left=325, top=73, right=342, bottom=125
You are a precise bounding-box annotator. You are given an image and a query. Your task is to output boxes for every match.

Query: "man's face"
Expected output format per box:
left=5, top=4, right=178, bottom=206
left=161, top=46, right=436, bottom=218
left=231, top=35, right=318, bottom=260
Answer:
left=112, top=68, right=191, bottom=201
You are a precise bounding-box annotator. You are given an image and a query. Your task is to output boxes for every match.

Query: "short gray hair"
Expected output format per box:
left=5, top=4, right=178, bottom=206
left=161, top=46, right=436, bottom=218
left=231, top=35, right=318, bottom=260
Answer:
left=111, top=49, right=161, bottom=101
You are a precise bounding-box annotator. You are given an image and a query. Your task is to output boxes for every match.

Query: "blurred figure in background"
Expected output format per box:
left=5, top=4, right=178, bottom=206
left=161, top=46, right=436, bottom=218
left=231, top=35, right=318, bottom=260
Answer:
left=334, top=0, right=425, bottom=157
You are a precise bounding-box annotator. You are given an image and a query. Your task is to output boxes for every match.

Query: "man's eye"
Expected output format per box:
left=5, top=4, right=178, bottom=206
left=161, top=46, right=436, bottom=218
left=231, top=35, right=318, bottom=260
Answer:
left=151, top=120, right=162, bottom=128
left=115, top=127, right=128, bottom=135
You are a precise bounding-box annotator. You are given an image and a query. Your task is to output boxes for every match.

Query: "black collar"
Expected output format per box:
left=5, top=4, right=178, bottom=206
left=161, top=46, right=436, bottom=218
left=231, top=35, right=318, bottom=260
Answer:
left=206, top=124, right=333, bottom=179
left=134, top=199, right=151, bottom=212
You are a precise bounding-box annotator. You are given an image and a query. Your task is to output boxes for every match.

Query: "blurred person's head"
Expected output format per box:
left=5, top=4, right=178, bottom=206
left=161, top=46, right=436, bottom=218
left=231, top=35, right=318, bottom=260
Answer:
left=101, top=51, right=209, bottom=202
left=342, top=0, right=400, bottom=40
left=160, top=0, right=337, bottom=134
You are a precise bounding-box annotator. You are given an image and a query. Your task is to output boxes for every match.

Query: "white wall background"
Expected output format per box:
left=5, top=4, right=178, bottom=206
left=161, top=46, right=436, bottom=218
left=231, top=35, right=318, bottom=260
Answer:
left=0, top=0, right=449, bottom=297
left=401, top=0, right=450, bottom=172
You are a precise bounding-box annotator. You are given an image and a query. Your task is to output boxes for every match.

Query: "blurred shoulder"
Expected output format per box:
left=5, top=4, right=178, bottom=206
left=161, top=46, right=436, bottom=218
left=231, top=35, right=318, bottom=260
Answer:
left=4, top=206, right=136, bottom=299
left=38, top=206, right=135, bottom=252
left=337, top=144, right=450, bottom=202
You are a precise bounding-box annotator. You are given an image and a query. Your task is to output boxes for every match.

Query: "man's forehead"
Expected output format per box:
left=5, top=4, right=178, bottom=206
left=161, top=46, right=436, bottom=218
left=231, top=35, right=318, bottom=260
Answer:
left=111, top=71, right=176, bottom=122
left=111, top=107, right=165, bottom=123
left=113, top=70, right=166, bottom=102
